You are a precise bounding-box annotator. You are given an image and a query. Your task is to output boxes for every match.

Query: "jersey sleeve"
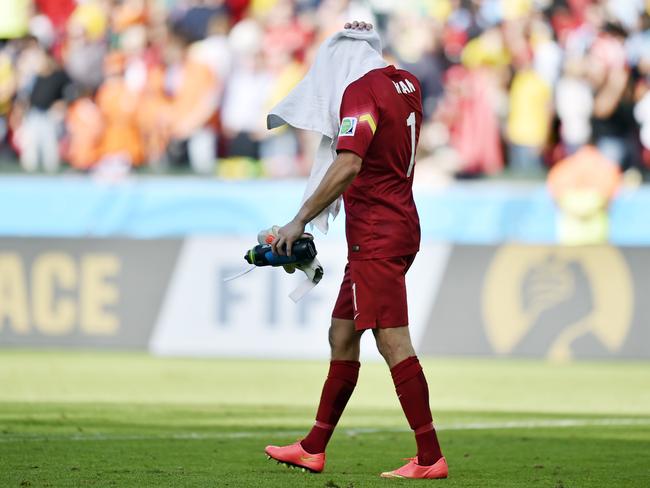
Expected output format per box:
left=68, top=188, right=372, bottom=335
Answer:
left=335, top=80, right=379, bottom=159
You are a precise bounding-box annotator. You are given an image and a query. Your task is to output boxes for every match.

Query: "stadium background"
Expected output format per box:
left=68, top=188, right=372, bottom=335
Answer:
left=1, top=1, right=650, bottom=487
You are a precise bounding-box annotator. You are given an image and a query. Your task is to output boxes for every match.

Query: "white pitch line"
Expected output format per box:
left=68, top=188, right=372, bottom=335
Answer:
left=1, top=418, right=649, bottom=443
left=443, top=418, right=650, bottom=430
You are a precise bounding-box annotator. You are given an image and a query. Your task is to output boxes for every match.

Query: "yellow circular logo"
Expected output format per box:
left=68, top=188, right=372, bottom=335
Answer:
left=481, top=245, right=633, bottom=361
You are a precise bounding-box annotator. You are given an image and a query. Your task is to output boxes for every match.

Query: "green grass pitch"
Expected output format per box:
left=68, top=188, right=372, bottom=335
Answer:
left=1, top=351, right=649, bottom=487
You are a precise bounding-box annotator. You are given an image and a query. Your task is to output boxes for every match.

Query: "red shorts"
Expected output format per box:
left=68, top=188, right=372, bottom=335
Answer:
left=332, top=254, right=416, bottom=331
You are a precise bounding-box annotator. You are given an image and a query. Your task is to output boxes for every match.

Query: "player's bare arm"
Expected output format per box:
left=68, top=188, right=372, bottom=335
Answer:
left=272, top=151, right=362, bottom=256
left=272, top=19, right=371, bottom=257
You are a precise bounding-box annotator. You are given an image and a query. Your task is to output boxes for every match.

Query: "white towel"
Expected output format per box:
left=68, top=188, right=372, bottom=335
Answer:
left=267, top=29, right=387, bottom=233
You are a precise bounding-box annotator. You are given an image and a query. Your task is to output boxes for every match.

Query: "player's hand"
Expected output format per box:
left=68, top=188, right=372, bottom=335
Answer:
left=272, top=218, right=306, bottom=257
left=344, top=21, right=373, bottom=31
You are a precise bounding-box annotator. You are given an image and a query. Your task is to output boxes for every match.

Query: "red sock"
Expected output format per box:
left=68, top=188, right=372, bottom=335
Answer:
left=300, top=360, right=360, bottom=454
left=390, top=356, right=443, bottom=466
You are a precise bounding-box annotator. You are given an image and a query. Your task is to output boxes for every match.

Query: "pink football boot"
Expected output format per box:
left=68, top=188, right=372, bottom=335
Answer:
left=265, top=441, right=325, bottom=473
left=380, top=456, right=448, bottom=479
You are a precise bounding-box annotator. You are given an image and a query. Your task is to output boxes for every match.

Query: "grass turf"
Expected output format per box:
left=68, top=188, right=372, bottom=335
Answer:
left=1, top=351, right=649, bottom=487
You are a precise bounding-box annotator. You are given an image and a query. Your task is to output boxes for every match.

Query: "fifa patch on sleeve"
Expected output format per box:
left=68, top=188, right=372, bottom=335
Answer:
left=339, top=117, right=358, bottom=137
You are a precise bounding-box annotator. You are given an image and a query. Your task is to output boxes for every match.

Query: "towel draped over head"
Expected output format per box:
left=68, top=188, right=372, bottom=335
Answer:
left=267, top=28, right=387, bottom=234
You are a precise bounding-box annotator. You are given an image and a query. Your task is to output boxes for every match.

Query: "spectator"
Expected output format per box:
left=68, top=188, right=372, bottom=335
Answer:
left=64, top=91, right=103, bottom=170
left=62, top=1, right=107, bottom=92
left=162, top=29, right=220, bottom=174
left=259, top=47, right=304, bottom=177
left=556, top=56, right=593, bottom=154
left=589, top=23, right=638, bottom=169
left=507, top=60, right=552, bottom=175
left=221, top=19, right=272, bottom=160
left=532, top=18, right=563, bottom=87
left=257, top=0, right=313, bottom=177
left=95, top=51, right=145, bottom=168
left=191, top=11, right=232, bottom=86
left=435, top=65, right=504, bottom=176
left=16, top=44, right=70, bottom=173
left=506, top=52, right=553, bottom=175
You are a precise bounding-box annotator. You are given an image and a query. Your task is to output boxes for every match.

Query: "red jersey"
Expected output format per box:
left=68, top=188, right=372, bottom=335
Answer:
left=336, top=65, right=422, bottom=260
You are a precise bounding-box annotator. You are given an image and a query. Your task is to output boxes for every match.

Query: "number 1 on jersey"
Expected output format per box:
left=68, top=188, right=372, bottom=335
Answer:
left=406, top=111, right=416, bottom=178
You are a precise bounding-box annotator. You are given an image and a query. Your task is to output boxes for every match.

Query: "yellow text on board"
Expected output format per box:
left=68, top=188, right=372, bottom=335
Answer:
left=0, top=253, right=121, bottom=335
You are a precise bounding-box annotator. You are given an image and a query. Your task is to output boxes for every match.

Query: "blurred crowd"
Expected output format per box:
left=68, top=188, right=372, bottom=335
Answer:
left=1, top=0, right=650, bottom=180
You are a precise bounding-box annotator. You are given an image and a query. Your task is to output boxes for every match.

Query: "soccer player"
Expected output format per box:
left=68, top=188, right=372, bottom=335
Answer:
left=265, top=21, right=447, bottom=480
